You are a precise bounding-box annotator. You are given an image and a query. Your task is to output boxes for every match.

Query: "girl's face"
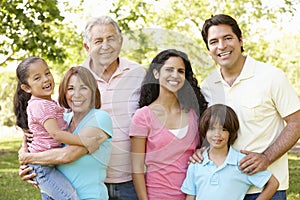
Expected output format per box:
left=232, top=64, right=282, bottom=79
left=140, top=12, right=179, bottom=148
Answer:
left=154, top=56, right=186, bottom=94
left=22, top=60, right=54, bottom=100
left=206, top=122, right=230, bottom=151
left=66, top=75, right=92, bottom=115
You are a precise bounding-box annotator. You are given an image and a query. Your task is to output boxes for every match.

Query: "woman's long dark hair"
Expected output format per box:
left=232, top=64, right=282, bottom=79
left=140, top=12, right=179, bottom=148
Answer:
left=139, top=49, right=207, bottom=116
left=13, top=57, right=47, bottom=131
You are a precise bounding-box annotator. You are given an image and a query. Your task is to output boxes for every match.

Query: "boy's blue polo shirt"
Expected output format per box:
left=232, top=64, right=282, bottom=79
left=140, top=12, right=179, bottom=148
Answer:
left=181, top=147, right=272, bottom=200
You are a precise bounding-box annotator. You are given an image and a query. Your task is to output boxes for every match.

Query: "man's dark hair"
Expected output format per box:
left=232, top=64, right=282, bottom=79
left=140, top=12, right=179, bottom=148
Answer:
left=201, top=14, right=244, bottom=52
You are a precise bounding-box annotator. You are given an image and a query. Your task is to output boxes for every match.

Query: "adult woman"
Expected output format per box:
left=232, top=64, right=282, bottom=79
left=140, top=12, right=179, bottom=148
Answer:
left=130, top=49, right=207, bottom=199
left=19, top=66, right=113, bottom=200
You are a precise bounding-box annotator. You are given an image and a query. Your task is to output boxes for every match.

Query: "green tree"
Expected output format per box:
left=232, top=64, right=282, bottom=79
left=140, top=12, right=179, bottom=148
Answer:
left=109, top=0, right=299, bottom=90
left=0, top=0, right=70, bottom=66
left=0, top=0, right=86, bottom=126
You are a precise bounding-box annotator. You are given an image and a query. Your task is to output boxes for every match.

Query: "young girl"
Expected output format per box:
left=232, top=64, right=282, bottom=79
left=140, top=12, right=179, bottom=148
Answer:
left=130, top=49, right=207, bottom=199
left=181, top=104, right=279, bottom=200
left=13, top=57, right=100, bottom=199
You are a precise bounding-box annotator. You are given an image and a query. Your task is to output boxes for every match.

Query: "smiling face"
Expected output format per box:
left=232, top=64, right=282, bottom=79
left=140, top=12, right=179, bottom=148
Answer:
left=207, top=24, right=245, bottom=71
left=154, top=56, right=186, bottom=94
left=66, top=75, right=92, bottom=116
left=206, top=122, right=230, bottom=151
left=85, top=23, right=122, bottom=69
left=21, top=60, right=54, bottom=100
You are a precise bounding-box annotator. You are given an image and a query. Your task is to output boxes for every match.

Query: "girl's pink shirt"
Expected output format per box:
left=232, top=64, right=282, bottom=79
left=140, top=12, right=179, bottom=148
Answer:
left=130, top=106, right=199, bottom=200
left=27, top=97, right=67, bottom=153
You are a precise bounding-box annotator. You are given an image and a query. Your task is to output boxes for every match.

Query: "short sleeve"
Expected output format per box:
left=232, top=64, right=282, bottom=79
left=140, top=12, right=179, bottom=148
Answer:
left=181, top=163, right=197, bottom=195
left=129, top=107, right=151, bottom=137
left=28, top=99, right=62, bottom=125
left=248, top=170, right=272, bottom=189
left=271, top=68, right=300, bottom=118
left=84, top=110, right=113, bottom=137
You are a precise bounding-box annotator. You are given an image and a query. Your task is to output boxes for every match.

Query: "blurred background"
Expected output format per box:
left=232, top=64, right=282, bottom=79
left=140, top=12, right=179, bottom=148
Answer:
left=1, top=0, right=300, bottom=127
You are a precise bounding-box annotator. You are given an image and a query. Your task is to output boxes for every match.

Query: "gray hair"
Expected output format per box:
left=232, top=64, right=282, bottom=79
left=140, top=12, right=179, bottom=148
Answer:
left=83, top=16, right=122, bottom=47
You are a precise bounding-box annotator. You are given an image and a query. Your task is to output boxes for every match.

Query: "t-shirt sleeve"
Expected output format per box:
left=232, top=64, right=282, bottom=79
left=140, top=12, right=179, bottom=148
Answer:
left=181, top=163, right=197, bottom=195
left=248, top=170, right=272, bottom=189
left=29, top=100, right=59, bottom=125
left=271, top=68, right=300, bottom=117
left=129, top=108, right=150, bottom=137
left=84, top=110, right=113, bottom=137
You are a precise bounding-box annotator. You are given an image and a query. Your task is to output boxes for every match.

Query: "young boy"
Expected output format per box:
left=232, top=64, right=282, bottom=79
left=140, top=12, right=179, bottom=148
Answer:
left=181, top=104, right=279, bottom=200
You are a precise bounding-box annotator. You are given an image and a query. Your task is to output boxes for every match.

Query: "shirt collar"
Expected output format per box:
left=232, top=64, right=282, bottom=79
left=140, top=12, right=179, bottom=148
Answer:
left=202, top=149, right=211, bottom=166
left=202, top=146, right=239, bottom=166
left=82, top=57, right=130, bottom=81
left=224, top=146, right=239, bottom=166
left=212, top=55, right=255, bottom=84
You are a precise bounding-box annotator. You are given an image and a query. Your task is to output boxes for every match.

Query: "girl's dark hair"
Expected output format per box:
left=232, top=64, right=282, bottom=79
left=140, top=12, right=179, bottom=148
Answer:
left=139, top=49, right=207, bottom=116
left=13, top=57, right=47, bottom=131
left=199, top=104, right=239, bottom=147
left=58, top=66, right=101, bottom=109
left=201, top=14, right=244, bottom=52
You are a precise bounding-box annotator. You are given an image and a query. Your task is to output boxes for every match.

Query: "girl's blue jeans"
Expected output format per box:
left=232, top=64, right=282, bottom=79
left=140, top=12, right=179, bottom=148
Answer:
left=28, top=164, right=79, bottom=200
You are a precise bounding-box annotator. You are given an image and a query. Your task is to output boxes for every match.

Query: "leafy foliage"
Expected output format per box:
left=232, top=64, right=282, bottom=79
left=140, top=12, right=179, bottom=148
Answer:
left=110, top=0, right=300, bottom=91
left=0, top=0, right=68, bottom=65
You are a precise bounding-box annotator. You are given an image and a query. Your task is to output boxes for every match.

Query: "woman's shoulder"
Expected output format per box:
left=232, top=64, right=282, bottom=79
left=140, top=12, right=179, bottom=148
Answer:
left=132, top=106, right=154, bottom=125
left=134, top=106, right=152, bottom=116
left=90, top=109, right=112, bottom=120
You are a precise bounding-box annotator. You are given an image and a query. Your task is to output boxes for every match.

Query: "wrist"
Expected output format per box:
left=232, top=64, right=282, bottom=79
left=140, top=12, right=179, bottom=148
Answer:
left=262, top=152, right=271, bottom=166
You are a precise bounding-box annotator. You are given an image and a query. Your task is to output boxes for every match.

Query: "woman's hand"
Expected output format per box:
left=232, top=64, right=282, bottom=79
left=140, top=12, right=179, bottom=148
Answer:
left=19, top=165, right=38, bottom=189
left=18, top=136, right=30, bottom=164
left=23, top=130, right=33, bottom=142
left=188, top=147, right=206, bottom=164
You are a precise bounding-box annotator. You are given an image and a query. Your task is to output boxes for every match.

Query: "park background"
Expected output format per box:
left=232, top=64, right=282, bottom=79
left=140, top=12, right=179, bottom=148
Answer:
left=0, top=0, right=299, bottom=199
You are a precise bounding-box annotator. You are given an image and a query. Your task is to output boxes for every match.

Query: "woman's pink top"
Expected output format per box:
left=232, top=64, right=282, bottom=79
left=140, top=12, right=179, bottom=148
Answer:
left=130, top=106, right=199, bottom=199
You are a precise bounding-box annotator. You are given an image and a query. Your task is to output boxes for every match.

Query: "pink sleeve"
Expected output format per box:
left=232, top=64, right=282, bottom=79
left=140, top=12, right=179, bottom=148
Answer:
left=30, top=100, right=59, bottom=125
left=129, top=107, right=150, bottom=137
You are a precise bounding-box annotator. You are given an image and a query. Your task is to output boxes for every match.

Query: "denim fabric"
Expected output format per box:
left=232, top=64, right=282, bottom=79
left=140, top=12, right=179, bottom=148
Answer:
left=41, top=192, right=54, bottom=200
left=244, top=190, right=286, bottom=200
left=29, top=164, right=79, bottom=200
left=105, top=180, right=138, bottom=200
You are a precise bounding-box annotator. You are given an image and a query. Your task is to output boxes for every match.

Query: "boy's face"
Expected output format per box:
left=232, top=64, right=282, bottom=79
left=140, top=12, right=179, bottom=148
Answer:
left=206, top=123, right=230, bottom=151
left=206, top=24, right=244, bottom=71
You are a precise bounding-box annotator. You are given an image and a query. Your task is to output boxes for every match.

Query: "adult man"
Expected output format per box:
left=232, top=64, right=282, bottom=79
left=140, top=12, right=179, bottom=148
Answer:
left=194, top=14, right=300, bottom=200
left=82, top=16, right=145, bottom=199
left=19, top=16, right=145, bottom=199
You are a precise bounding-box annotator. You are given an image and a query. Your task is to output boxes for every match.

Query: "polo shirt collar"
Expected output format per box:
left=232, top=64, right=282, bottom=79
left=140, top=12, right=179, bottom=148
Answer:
left=224, top=146, right=239, bottom=166
left=202, top=149, right=211, bottom=166
left=202, top=146, right=239, bottom=167
left=212, top=55, right=255, bottom=84
left=82, top=57, right=130, bottom=81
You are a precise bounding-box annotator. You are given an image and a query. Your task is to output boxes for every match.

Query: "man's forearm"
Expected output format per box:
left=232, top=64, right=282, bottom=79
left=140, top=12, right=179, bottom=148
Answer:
left=263, top=111, right=300, bottom=164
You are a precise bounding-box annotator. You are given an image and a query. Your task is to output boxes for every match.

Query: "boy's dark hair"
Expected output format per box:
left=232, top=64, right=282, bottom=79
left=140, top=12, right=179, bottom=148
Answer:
left=199, top=104, right=239, bottom=146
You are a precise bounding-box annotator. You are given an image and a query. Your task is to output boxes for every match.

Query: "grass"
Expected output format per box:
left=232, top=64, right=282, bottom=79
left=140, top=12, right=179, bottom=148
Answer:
left=0, top=137, right=40, bottom=199
left=0, top=127, right=299, bottom=200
